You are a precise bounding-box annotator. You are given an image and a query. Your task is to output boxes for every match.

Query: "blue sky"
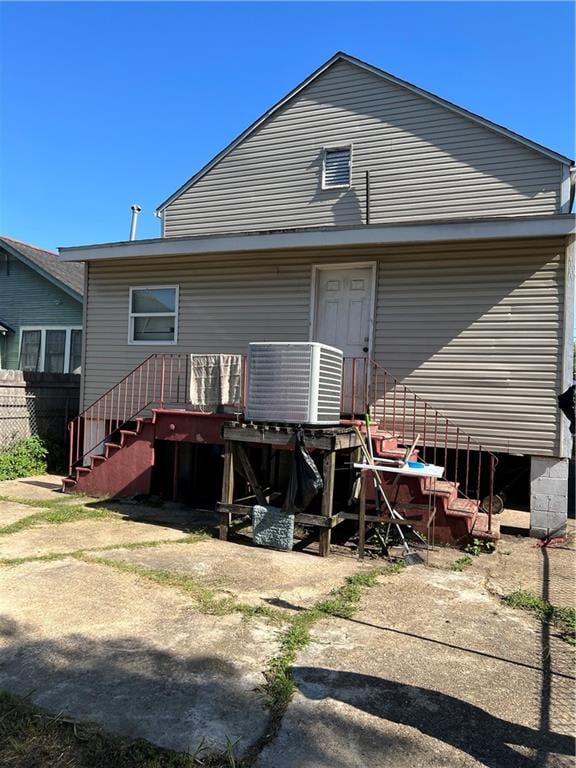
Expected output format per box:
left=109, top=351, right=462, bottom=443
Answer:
left=0, top=1, right=574, bottom=250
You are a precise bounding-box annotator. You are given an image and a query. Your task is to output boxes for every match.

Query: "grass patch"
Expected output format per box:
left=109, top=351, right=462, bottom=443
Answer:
left=85, top=556, right=234, bottom=614
left=262, top=563, right=405, bottom=714
left=503, top=590, right=576, bottom=644
left=0, top=505, right=117, bottom=535
left=80, top=553, right=289, bottom=624
left=449, top=556, right=474, bottom=572
left=0, top=690, right=240, bottom=767
left=0, top=494, right=95, bottom=509
left=0, top=533, right=210, bottom=567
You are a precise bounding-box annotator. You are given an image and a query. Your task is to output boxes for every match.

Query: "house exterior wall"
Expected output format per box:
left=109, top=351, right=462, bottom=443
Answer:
left=163, top=61, right=563, bottom=237
left=81, top=236, right=566, bottom=457
left=0, top=254, right=82, bottom=369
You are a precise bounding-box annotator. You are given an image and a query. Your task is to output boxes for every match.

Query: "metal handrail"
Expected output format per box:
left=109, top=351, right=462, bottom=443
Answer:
left=67, top=354, right=192, bottom=473
left=68, top=352, right=497, bottom=532
left=340, top=356, right=497, bottom=530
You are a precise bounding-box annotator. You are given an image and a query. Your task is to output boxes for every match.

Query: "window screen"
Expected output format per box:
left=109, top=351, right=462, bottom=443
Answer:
left=323, top=147, right=351, bottom=188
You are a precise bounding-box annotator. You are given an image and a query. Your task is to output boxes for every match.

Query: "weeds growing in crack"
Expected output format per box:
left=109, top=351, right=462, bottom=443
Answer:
left=0, top=533, right=210, bottom=567
left=503, top=590, right=576, bottom=645
left=0, top=505, right=118, bottom=535
left=261, top=564, right=405, bottom=715
left=0, top=494, right=99, bottom=509
left=80, top=554, right=290, bottom=622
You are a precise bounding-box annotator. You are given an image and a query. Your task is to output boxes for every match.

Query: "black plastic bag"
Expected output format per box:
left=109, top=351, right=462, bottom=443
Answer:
left=283, top=428, right=324, bottom=514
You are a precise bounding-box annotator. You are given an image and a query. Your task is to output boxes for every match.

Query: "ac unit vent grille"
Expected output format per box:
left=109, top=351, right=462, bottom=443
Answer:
left=246, top=342, right=343, bottom=425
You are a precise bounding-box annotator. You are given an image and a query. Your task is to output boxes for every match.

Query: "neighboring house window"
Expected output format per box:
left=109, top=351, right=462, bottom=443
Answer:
left=70, top=329, right=83, bottom=372
left=322, top=146, right=352, bottom=189
left=45, top=330, right=66, bottom=373
left=19, top=330, right=42, bottom=371
left=19, top=327, right=82, bottom=373
left=129, top=286, right=178, bottom=344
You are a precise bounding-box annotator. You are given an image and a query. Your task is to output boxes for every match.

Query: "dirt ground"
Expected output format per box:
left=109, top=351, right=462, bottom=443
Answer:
left=0, top=474, right=574, bottom=766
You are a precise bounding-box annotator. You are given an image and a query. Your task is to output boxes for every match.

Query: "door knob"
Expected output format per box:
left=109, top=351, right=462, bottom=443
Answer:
left=362, top=347, right=369, bottom=353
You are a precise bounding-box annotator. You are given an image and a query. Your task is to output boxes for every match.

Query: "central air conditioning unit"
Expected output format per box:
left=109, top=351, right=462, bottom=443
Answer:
left=245, top=342, right=343, bottom=426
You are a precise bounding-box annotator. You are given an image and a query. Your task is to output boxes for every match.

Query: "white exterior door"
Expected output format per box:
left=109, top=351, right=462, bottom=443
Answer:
left=313, top=265, right=374, bottom=414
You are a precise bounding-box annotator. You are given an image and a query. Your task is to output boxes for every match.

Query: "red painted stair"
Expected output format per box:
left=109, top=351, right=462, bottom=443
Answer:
left=63, top=417, right=155, bottom=498
left=368, top=430, right=499, bottom=546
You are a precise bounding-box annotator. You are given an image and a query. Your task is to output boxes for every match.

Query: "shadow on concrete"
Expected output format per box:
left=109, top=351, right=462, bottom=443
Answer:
left=263, top=594, right=575, bottom=680
left=85, top=497, right=219, bottom=536
left=16, top=479, right=63, bottom=493
left=0, top=616, right=266, bottom=756
left=534, top=546, right=575, bottom=767
left=295, top=666, right=573, bottom=768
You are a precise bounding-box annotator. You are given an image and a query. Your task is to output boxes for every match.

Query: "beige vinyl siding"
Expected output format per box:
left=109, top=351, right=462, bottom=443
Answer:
left=164, top=61, right=562, bottom=236
left=82, top=237, right=566, bottom=456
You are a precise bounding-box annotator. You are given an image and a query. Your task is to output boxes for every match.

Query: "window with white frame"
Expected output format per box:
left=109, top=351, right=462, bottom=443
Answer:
left=129, top=286, right=178, bottom=344
left=322, top=146, right=352, bottom=189
left=19, top=327, right=82, bottom=373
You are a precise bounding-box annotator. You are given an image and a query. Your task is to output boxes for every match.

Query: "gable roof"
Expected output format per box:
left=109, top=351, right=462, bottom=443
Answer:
left=0, top=236, right=84, bottom=301
left=156, top=51, right=574, bottom=214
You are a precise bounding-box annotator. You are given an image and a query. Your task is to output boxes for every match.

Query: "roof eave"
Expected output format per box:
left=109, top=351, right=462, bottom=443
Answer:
left=59, top=214, right=576, bottom=263
left=0, top=240, right=83, bottom=301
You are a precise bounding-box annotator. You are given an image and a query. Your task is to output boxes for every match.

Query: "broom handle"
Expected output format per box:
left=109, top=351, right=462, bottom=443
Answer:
left=356, top=425, right=411, bottom=548
left=364, top=414, right=382, bottom=516
left=354, top=426, right=427, bottom=547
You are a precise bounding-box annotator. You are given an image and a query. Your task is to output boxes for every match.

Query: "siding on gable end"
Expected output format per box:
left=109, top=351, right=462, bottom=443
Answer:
left=0, top=256, right=83, bottom=369
left=82, top=237, right=566, bottom=456
left=163, top=61, right=562, bottom=237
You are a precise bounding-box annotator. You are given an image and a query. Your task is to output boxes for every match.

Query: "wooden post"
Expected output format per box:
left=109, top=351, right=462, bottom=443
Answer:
left=220, top=441, right=234, bottom=540
left=358, top=470, right=367, bottom=560
left=319, top=450, right=336, bottom=557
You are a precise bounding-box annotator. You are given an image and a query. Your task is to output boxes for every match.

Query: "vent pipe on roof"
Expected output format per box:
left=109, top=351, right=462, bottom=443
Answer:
left=129, top=205, right=142, bottom=241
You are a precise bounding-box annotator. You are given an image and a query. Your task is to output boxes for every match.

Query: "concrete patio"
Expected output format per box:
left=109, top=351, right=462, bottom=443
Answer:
left=0, top=475, right=574, bottom=766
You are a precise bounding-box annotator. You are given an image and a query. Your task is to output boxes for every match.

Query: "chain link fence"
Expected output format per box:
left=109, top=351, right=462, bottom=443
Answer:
left=0, top=372, right=80, bottom=468
left=0, top=393, right=77, bottom=450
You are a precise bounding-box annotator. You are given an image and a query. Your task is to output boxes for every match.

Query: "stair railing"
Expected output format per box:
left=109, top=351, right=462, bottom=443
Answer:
left=68, top=353, right=248, bottom=474
left=68, top=354, right=188, bottom=473
left=341, top=357, right=497, bottom=532
left=69, top=352, right=496, bottom=532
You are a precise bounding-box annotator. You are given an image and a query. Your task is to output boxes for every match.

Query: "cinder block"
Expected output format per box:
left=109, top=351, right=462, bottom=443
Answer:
left=530, top=523, right=566, bottom=539
left=530, top=526, right=549, bottom=539
left=531, top=477, right=568, bottom=496
left=530, top=458, right=550, bottom=482
left=530, top=509, right=552, bottom=530
left=548, top=460, right=569, bottom=479
left=530, top=493, right=568, bottom=514
left=530, top=493, right=549, bottom=512
left=547, top=495, right=568, bottom=514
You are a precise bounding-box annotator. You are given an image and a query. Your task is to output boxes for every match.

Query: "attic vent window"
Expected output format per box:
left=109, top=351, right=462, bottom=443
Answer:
left=322, top=146, right=352, bottom=189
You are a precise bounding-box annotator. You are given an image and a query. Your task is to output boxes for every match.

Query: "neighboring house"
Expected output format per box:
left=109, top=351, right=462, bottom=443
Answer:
left=59, top=51, right=575, bottom=539
left=0, top=237, right=84, bottom=372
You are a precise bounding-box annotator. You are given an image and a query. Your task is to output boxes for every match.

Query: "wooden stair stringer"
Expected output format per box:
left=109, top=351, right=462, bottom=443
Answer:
left=62, top=419, right=155, bottom=498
